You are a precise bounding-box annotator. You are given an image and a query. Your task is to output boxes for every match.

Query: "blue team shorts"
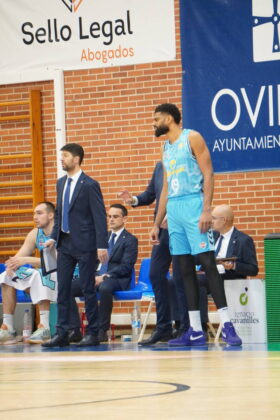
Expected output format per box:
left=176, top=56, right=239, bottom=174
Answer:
left=166, top=193, right=215, bottom=256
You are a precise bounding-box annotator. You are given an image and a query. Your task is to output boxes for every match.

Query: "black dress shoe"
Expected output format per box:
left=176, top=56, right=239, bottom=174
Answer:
left=76, top=334, right=100, bottom=347
left=172, top=328, right=180, bottom=339
left=138, top=329, right=173, bottom=345
left=173, top=328, right=188, bottom=339
left=98, top=330, right=108, bottom=342
left=41, top=334, right=69, bottom=348
left=68, top=330, right=83, bottom=343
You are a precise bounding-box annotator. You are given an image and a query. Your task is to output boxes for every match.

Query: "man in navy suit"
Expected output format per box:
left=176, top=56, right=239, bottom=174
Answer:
left=69, top=203, right=138, bottom=342
left=42, top=143, right=108, bottom=348
left=119, top=162, right=189, bottom=345
left=198, top=204, right=259, bottom=325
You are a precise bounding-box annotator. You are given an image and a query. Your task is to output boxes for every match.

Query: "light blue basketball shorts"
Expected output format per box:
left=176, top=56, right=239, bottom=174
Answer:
left=166, top=194, right=215, bottom=256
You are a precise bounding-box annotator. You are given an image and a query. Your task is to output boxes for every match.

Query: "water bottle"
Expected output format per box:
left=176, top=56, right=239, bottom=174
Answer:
left=131, top=303, right=141, bottom=342
left=81, top=309, right=88, bottom=336
left=22, top=309, right=32, bottom=342
left=107, top=327, right=112, bottom=344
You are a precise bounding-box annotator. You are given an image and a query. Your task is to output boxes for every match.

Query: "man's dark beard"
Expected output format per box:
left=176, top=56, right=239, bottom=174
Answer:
left=155, top=125, right=169, bottom=137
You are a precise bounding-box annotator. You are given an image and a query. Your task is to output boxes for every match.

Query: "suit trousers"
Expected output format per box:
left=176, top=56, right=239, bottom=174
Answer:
left=56, top=233, right=98, bottom=336
left=70, top=276, right=123, bottom=333
left=149, top=228, right=189, bottom=331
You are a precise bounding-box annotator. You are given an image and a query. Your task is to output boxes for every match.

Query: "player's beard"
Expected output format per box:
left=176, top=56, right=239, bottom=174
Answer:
left=154, top=125, right=169, bottom=137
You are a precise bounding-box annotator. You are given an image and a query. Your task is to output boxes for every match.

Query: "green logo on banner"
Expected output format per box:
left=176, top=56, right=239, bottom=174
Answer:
left=239, top=288, right=248, bottom=306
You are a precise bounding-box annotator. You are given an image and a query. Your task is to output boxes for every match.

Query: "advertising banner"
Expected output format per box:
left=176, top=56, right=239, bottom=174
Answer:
left=180, top=0, right=280, bottom=172
left=0, top=0, right=175, bottom=72
left=224, top=279, right=267, bottom=344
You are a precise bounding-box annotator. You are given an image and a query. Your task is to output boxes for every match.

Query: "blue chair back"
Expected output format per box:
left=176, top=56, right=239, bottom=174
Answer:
left=136, top=258, right=153, bottom=293
left=0, top=264, right=5, bottom=303
left=113, top=268, right=142, bottom=300
left=129, top=268, right=136, bottom=289
left=0, top=263, right=32, bottom=273
left=0, top=264, right=6, bottom=303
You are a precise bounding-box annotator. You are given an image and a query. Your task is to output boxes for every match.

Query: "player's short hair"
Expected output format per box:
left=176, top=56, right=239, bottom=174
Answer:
left=154, top=103, right=181, bottom=124
left=37, top=201, right=55, bottom=214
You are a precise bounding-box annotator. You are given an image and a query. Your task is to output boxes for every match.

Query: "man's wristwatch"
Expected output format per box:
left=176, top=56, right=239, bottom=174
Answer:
left=131, top=196, right=138, bottom=206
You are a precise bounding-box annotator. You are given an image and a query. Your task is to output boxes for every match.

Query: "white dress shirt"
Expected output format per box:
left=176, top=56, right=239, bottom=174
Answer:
left=96, top=228, right=124, bottom=271
left=62, top=169, right=82, bottom=203
left=216, top=226, right=234, bottom=274
left=62, top=169, right=82, bottom=231
left=109, top=227, right=124, bottom=244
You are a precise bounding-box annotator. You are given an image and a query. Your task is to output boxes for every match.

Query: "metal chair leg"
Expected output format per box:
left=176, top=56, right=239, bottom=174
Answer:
left=214, top=322, right=223, bottom=343
left=138, top=299, right=154, bottom=343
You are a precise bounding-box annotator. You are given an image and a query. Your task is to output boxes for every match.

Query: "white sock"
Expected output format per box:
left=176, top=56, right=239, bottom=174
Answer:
left=218, top=307, right=230, bottom=326
left=39, top=310, right=50, bottom=329
left=3, top=314, right=15, bottom=332
left=188, top=310, right=203, bottom=332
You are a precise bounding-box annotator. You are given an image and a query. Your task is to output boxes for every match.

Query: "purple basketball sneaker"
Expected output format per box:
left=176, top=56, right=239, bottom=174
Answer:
left=222, top=322, right=242, bottom=346
left=168, top=327, right=206, bottom=346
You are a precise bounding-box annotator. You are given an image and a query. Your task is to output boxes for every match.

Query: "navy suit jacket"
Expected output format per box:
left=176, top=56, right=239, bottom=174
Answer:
left=104, top=229, right=138, bottom=290
left=214, top=227, right=259, bottom=280
left=135, top=161, right=163, bottom=217
left=51, top=171, right=108, bottom=252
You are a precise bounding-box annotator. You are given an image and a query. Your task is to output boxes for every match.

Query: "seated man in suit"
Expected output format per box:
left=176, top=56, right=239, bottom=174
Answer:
left=69, top=203, right=138, bottom=343
left=198, top=204, right=259, bottom=326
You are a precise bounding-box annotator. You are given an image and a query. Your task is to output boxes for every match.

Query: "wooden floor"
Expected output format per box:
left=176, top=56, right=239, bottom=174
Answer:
left=0, top=341, right=280, bottom=420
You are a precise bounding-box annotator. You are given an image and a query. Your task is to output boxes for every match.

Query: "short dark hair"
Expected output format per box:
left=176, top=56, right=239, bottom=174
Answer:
left=110, top=203, right=128, bottom=217
left=37, top=201, right=55, bottom=214
left=60, top=143, right=84, bottom=164
left=154, top=103, right=181, bottom=124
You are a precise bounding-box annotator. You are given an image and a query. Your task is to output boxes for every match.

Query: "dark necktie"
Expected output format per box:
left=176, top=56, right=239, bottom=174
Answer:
left=62, top=177, right=72, bottom=232
left=108, top=232, right=117, bottom=256
left=99, top=233, right=117, bottom=275
left=215, top=235, right=224, bottom=256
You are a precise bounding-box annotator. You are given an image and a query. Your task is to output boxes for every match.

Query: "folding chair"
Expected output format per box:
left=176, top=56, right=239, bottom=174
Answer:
left=135, top=258, right=155, bottom=342
left=112, top=269, right=142, bottom=339
left=0, top=263, right=5, bottom=304
left=113, top=269, right=142, bottom=301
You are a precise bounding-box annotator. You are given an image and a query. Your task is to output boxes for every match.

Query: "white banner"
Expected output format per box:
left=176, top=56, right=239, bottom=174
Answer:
left=0, top=0, right=175, bottom=72
left=224, top=279, right=267, bottom=344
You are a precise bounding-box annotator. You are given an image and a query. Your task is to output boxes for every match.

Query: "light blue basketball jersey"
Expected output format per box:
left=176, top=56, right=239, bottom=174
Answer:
left=36, top=228, right=79, bottom=277
left=35, top=228, right=51, bottom=251
left=162, top=129, right=203, bottom=198
left=34, top=228, right=56, bottom=290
